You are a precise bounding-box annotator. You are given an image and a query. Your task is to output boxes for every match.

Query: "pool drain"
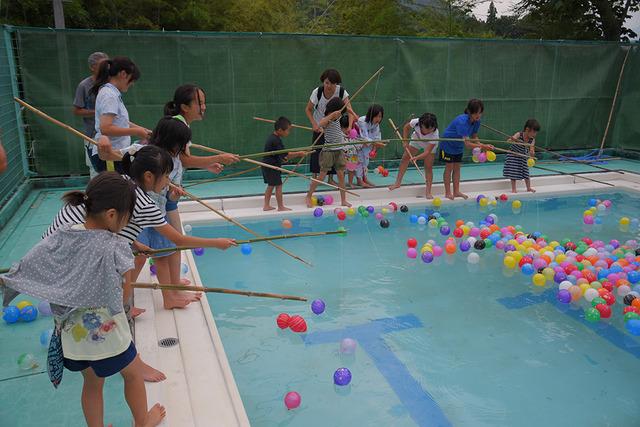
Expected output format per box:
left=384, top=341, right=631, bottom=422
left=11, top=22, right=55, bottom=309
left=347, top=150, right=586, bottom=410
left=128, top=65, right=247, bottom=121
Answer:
left=158, top=337, right=179, bottom=348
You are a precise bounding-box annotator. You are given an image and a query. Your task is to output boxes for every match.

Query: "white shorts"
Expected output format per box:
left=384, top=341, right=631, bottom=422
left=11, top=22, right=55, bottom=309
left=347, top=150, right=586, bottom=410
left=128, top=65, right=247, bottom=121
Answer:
left=409, top=140, right=438, bottom=151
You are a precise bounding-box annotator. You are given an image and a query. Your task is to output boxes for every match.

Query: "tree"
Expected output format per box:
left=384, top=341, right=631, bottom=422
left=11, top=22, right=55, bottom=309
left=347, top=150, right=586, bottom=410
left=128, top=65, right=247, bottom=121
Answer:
left=487, top=1, right=498, bottom=30
left=515, top=0, right=640, bottom=41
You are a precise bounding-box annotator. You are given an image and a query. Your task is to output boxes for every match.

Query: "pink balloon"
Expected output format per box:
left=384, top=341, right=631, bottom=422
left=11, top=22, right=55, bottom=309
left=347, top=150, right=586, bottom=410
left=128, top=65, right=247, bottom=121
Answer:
left=477, top=152, right=487, bottom=163
left=407, top=248, right=418, bottom=259
left=284, top=391, right=301, bottom=410
left=349, top=128, right=359, bottom=138
left=324, top=195, right=334, bottom=205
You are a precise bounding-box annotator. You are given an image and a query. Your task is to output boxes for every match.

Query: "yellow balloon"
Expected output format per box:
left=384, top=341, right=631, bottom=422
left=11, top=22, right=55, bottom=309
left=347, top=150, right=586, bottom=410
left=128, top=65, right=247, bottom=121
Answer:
left=542, top=267, right=555, bottom=280
left=512, top=200, right=522, bottom=209
left=486, top=151, right=497, bottom=162
left=472, top=155, right=479, bottom=163
left=311, top=196, right=318, bottom=206
left=549, top=241, right=559, bottom=248
left=16, top=301, right=32, bottom=311
left=503, top=256, right=516, bottom=269
left=579, top=283, right=590, bottom=295
left=479, top=198, right=488, bottom=207
left=461, top=225, right=470, bottom=236
left=382, top=208, right=389, bottom=214
left=347, top=207, right=356, bottom=216
left=583, top=210, right=593, bottom=217
left=620, top=217, right=630, bottom=226
left=527, top=158, right=536, bottom=167
left=432, top=197, right=442, bottom=208
left=555, top=253, right=567, bottom=263
left=532, top=273, right=546, bottom=287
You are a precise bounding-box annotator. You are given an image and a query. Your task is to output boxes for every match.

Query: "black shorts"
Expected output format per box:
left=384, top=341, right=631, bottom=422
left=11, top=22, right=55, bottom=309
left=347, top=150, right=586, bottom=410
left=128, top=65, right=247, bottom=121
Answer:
left=262, top=166, right=282, bottom=186
left=439, top=149, right=463, bottom=164
left=64, top=341, right=137, bottom=378
left=89, top=149, right=124, bottom=174
left=310, top=132, right=335, bottom=175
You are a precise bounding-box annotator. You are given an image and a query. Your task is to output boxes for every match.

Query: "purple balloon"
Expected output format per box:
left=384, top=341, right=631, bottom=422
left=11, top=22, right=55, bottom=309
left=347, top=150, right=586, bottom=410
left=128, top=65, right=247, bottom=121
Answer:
left=333, top=367, right=352, bottom=386
left=313, top=208, right=323, bottom=217
left=484, top=216, right=495, bottom=225
left=193, top=247, right=205, bottom=256
left=459, top=241, right=471, bottom=252
left=38, top=301, right=52, bottom=317
left=557, top=289, right=572, bottom=304
left=440, top=226, right=451, bottom=236
left=554, top=271, right=567, bottom=284
left=311, top=299, right=326, bottom=315
left=421, top=251, right=434, bottom=263
left=150, top=264, right=157, bottom=276
left=366, top=206, right=375, bottom=213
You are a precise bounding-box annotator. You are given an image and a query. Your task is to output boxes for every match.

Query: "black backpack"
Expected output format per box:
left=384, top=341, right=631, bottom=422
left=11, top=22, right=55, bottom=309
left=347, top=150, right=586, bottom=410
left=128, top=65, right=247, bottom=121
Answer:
left=315, top=85, right=345, bottom=109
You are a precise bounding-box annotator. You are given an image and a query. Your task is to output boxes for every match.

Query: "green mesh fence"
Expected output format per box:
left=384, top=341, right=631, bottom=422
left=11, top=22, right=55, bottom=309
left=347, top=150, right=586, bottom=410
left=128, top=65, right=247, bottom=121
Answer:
left=0, top=28, right=28, bottom=206
left=6, top=26, right=638, bottom=176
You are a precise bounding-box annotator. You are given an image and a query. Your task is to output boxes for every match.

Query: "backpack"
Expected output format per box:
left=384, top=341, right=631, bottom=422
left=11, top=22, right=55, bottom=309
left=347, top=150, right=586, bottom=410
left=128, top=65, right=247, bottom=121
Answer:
left=314, top=85, right=345, bottom=109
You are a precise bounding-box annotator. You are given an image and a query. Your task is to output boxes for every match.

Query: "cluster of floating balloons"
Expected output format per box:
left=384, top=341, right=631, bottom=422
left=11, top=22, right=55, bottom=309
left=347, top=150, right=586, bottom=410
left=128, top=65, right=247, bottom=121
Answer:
left=582, top=198, right=613, bottom=226
left=309, top=194, right=334, bottom=207
left=317, top=202, right=401, bottom=229
left=373, top=165, right=389, bottom=177
left=2, top=300, right=41, bottom=324
left=471, top=147, right=497, bottom=163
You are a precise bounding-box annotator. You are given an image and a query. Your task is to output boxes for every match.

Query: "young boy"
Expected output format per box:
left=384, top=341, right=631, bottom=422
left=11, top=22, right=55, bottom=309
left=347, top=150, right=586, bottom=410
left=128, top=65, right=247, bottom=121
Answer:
left=503, top=119, right=540, bottom=193
left=305, top=97, right=351, bottom=208
left=262, top=117, right=307, bottom=211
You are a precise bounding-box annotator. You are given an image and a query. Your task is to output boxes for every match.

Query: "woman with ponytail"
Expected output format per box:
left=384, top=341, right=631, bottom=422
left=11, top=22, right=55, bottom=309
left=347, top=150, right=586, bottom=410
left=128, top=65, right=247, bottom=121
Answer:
left=90, top=56, right=151, bottom=173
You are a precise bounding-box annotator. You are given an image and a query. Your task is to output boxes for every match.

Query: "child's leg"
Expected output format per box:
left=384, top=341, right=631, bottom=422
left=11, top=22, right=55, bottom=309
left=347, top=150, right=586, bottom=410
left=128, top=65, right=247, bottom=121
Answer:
left=389, top=148, right=416, bottom=190
left=347, top=170, right=355, bottom=186
left=511, top=179, right=517, bottom=193
left=275, top=185, right=290, bottom=211
left=525, top=178, right=535, bottom=192
left=132, top=255, right=147, bottom=282
left=120, top=355, right=166, bottom=427
left=361, top=156, right=374, bottom=186
left=263, top=185, right=275, bottom=210
left=80, top=368, right=105, bottom=427
left=443, top=163, right=454, bottom=199
left=424, top=154, right=434, bottom=199
left=336, top=170, right=351, bottom=207
left=306, top=171, right=327, bottom=207
left=166, top=210, right=190, bottom=286
left=452, top=163, right=468, bottom=199
left=155, top=256, right=194, bottom=310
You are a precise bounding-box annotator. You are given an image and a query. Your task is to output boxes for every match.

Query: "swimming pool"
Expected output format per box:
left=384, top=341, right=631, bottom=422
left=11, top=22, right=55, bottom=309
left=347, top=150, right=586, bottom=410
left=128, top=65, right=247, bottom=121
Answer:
left=191, top=190, right=640, bottom=427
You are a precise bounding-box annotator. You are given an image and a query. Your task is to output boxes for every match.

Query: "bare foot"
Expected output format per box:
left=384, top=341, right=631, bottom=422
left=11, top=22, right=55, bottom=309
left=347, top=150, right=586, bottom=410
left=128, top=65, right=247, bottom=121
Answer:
left=130, top=307, right=146, bottom=318
left=305, top=196, right=313, bottom=208
left=143, top=403, right=166, bottom=427
left=454, top=192, right=468, bottom=199
left=180, top=278, right=191, bottom=286
left=527, top=187, right=536, bottom=193
left=342, top=201, right=352, bottom=207
left=263, top=206, right=276, bottom=211
left=425, top=193, right=433, bottom=200
left=388, top=183, right=401, bottom=191
left=163, top=295, right=193, bottom=309
left=511, top=190, right=518, bottom=194
left=278, top=206, right=292, bottom=211
left=142, top=360, right=167, bottom=383
left=445, top=193, right=455, bottom=200
left=328, top=178, right=337, bottom=186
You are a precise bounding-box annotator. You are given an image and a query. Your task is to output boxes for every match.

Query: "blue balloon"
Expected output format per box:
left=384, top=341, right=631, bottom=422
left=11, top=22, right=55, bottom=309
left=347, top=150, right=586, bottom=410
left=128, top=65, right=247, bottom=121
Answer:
left=240, top=243, right=252, bottom=255
left=594, top=217, right=603, bottom=225
left=181, top=263, right=189, bottom=274
left=588, top=198, right=598, bottom=207
left=40, top=329, right=53, bottom=347
left=311, top=299, right=326, bottom=315
left=19, top=306, right=38, bottom=322
left=333, top=367, right=352, bottom=386
left=2, top=306, right=19, bottom=324
left=193, top=247, right=205, bottom=256
left=625, top=319, right=640, bottom=336
left=409, top=214, right=418, bottom=224
left=313, top=208, right=323, bottom=217
left=521, top=263, right=535, bottom=276
left=628, top=271, right=640, bottom=284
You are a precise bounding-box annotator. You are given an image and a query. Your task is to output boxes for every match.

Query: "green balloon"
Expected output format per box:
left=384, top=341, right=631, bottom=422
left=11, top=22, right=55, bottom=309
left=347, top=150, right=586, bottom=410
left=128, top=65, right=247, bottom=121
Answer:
left=483, top=239, right=493, bottom=248
left=591, top=297, right=606, bottom=307
left=585, top=307, right=601, bottom=323
left=575, top=262, right=584, bottom=271
left=575, top=246, right=586, bottom=255
left=623, top=312, right=640, bottom=322
left=361, top=211, right=369, bottom=217
left=337, top=226, right=347, bottom=236
left=561, top=238, right=570, bottom=246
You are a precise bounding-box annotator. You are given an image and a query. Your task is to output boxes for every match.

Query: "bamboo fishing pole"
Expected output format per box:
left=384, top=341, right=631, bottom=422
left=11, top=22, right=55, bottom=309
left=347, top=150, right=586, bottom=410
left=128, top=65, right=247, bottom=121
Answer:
left=283, top=66, right=385, bottom=185
left=183, top=166, right=261, bottom=188
left=388, top=118, right=426, bottom=181
left=190, top=143, right=360, bottom=197
left=253, top=117, right=314, bottom=131
left=135, top=230, right=348, bottom=255
left=13, top=98, right=312, bottom=266
left=0, top=267, right=8, bottom=274
left=131, top=282, right=306, bottom=302
left=239, top=139, right=390, bottom=160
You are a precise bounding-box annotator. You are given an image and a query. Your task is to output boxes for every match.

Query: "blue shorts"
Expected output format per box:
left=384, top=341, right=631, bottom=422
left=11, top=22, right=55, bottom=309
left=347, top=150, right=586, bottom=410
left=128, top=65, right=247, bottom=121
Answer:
left=166, top=199, right=179, bottom=212
left=64, top=341, right=137, bottom=378
left=137, top=223, right=175, bottom=257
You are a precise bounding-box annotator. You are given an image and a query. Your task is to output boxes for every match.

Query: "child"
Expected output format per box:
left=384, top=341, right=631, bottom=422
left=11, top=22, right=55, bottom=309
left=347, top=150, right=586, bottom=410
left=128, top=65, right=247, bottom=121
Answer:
left=355, top=104, right=386, bottom=187
left=440, top=99, right=494, bottom=200
left=388, top=112, right=439, bottom=198
left=262, top=116, right=307, bottom=211
left=91, top=56, right=151, bottom=173
left=305, top=98, right=351, bottom=208
left=1, top=172, right=166, bottom=427
left=504, top=119, right=539, bottom=193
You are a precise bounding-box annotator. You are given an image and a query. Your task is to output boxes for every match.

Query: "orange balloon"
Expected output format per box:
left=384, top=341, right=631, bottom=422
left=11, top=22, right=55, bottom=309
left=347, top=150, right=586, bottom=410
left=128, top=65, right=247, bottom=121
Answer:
left=445, top=244, right=456, bottom=254
left=455, top=219, right=464, bottom=228
left=632, top=298, right=640, bottom=310
left=282, top=219, right=293, bottom=229
left=489, top=224, right=500, bottom=233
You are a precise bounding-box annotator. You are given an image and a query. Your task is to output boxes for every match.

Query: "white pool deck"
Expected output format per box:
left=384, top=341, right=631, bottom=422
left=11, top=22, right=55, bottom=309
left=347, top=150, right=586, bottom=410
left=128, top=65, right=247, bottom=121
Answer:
left=134, top=170, right=640, bottom=426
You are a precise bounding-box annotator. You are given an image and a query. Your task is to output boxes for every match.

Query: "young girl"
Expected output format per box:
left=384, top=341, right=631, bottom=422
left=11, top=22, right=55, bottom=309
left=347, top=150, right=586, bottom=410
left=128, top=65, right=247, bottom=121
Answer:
left=305, top=69, right=357, bottom=183
left=388, top=113, right=439, bottom=198
left=354, top=104, right=386, bottom=187
left=440, top=99, right=494, bottom=200
left=91, top=56, right=151, bottom=173
left=503, top=119, right=539, bottom=193
left=1, top=173, right=166, bottom=427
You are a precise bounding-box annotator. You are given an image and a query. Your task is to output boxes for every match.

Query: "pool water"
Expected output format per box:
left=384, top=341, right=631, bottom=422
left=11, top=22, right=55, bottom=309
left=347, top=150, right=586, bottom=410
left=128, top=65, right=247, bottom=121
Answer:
left=192, top=190, right=640, bottom=427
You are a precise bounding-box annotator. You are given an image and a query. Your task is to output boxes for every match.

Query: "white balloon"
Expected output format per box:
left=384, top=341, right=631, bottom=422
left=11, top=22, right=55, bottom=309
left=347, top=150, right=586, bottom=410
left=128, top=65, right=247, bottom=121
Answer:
left=559, top=281, right=573, bottom=291
left=467, top=253, right=480, bottom=264
left=184, top=224, right=192, bottom=233
left=584, top=288, right=599, bottom=302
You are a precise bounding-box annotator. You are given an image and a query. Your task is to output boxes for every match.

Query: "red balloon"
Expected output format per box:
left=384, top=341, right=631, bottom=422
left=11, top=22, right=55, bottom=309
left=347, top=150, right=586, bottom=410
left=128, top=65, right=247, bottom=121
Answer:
left=623, top=306, right=640, bottom=315
left=601, top=292, right=616, bottom=306
left=388, top=202, right=398, bottom=212
left=582, top=271, right=596, bottom=283
left=453, top=228, right=464, bottom=238
left=595, top=303, right=611, bottom=319
left=519, top=256, right=533, bottom=268
left=288, top=315, right=307, bottom=333
left=499, top=194, right=508, bottom=201
left=480, top=229, right=491, bottom=239
left=407, top=238, right=418, bottom=248
left=337, top=211, right=346, bottom=221
left=575, top=255, right=585, bottom=262
left=276, top=313, right=290, bottom=329
left=581, top=237, right=593, bottom=245
left=601, top=281, right=614, bottom=292
left=382, top=170, right=389, bottom=177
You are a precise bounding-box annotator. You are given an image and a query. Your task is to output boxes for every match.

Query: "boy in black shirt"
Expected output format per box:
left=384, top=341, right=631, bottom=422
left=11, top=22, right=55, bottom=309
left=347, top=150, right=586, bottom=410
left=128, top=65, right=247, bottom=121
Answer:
left=262, top=117, right=307, bottom=211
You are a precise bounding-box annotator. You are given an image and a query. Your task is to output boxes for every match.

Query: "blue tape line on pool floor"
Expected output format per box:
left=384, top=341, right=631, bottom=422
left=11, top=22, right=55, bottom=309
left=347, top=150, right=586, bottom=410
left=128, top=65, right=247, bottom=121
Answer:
left=303, top=314, right=452, bottom=427
left=497, top=289, right=640, bottom=359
